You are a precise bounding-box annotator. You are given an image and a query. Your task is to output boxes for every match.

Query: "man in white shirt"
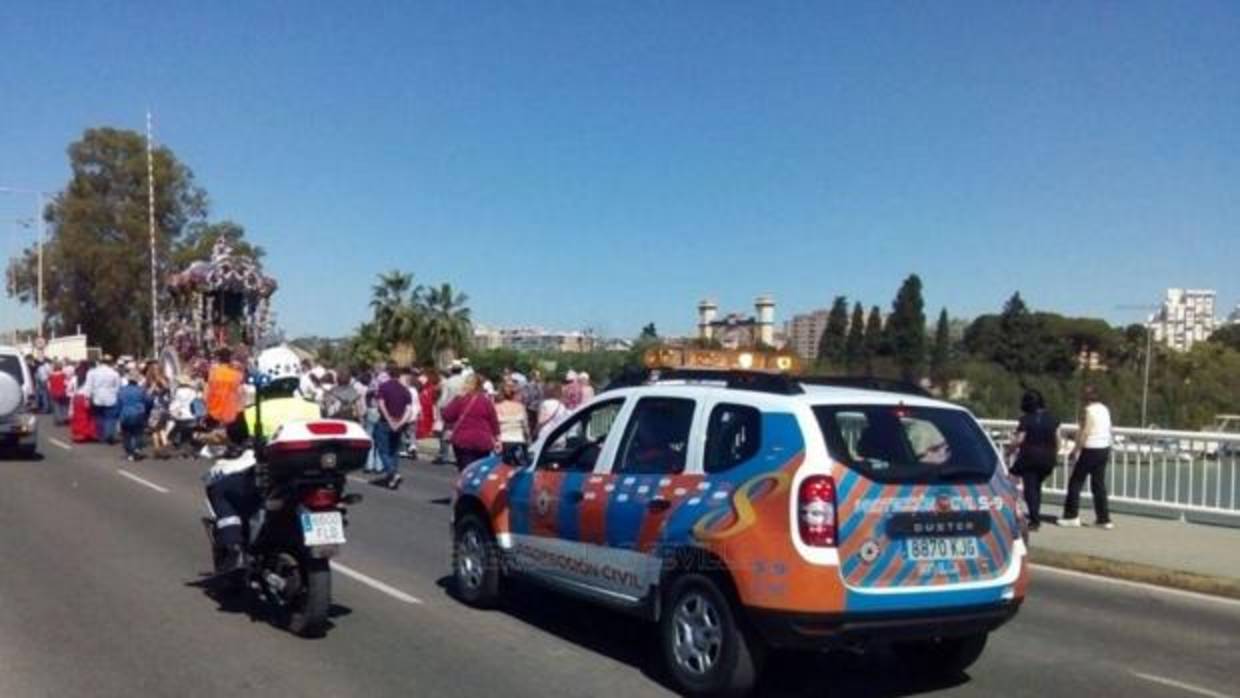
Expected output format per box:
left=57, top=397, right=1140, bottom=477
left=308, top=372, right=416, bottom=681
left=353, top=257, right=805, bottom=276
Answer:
left=84, top=356, right=122, bottom=444
left=1059, top=385, right=1114, bottom=529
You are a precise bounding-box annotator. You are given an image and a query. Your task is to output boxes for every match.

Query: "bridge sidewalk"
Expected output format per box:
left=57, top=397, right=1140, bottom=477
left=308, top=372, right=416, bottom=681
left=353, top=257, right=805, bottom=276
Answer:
left=1029, top=504, right=1240, bottom=598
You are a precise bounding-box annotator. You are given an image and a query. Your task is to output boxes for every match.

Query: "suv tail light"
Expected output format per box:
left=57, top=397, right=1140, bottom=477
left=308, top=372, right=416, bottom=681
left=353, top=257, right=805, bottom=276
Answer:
left=302, top=488, right=339, bottom=511
left=798, top=475, right=838, bottom=547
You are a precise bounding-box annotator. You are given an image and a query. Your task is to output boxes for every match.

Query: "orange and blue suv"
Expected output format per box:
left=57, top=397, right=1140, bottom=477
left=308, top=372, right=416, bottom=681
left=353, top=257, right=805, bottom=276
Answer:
left=451, top=371, right=1027, bottom=696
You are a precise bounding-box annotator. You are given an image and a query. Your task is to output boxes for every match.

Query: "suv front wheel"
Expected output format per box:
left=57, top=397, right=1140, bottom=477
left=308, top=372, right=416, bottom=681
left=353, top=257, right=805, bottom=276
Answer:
left=660, top=573, right=762, bottom=697
left=452, top=512, right=501, bottom=608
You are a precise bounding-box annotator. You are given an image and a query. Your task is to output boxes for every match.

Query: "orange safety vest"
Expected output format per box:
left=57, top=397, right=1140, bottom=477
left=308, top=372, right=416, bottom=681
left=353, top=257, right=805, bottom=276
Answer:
left=206, top=364, right=244, bottom=425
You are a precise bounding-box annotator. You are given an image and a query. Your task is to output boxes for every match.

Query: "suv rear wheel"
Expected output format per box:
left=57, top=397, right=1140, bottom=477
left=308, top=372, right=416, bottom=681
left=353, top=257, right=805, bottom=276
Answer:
left=893, top=632, right=988, bottom=676
left=660, top=573, right=762, bottom=697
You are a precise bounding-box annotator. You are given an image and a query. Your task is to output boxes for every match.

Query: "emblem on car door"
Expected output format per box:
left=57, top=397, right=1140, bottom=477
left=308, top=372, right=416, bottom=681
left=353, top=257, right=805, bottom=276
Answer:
left=536, top=489, right=551, bottom=517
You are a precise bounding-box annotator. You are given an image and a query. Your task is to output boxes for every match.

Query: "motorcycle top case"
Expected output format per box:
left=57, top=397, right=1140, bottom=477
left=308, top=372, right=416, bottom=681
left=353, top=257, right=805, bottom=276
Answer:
left=263, top=420, right=372, bottom=481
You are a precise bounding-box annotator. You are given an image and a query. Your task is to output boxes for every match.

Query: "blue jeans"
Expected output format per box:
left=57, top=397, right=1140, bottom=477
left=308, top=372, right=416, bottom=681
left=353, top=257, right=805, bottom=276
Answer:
left=362, top=417, right=380, bottom=471
left=373, top=421, right=402, bottom=476
left=122, top=424, right=144, bottom=456
left=94, top=404, right=119, bottom=443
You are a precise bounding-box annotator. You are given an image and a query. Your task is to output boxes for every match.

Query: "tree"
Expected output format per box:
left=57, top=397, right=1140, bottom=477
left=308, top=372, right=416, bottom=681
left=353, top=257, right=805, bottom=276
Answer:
left=995, top=292, right=1040, bottom=374
left=5, top=127, right=212, bottom=353
left=844, top=302, right=865, bottom=374
left=369, top=270, right=421, bottom=349
left=863, top=305, right=883, bottom=375
left=886, top=274, right=927, bottom=382
left=639, top=323, right=659, bottom=341
left=418, top=282, right=472, bottom=367
left=930, top=308, right=951, bottom=390
left=816, top=296, right=849, bottom=367
left=1209, top=324, right=1240, bottom=353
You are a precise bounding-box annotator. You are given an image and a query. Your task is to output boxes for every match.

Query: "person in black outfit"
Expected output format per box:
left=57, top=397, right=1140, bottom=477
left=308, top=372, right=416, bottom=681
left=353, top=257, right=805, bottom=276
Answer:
left=1008, top=390, right=1060, bottom=530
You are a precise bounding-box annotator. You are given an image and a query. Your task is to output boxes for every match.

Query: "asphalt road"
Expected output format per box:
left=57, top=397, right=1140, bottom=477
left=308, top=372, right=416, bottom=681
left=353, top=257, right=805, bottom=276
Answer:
left=1, top=422, right=1237, bottom=698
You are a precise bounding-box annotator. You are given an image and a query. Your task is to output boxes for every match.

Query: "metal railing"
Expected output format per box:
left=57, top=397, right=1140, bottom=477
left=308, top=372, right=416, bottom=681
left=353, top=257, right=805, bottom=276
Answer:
left=979, top=419, right=1240, bottom=522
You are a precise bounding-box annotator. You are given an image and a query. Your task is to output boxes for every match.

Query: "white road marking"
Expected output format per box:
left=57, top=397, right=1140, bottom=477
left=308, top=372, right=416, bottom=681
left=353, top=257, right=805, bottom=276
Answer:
left=1032, top=564, right=1240, bottom=608
left=331, top=562, right=424, bottom=605
left=48, top=438, right=73, bottom=450
left=1131, top=672, right=1235, bottom=698
left=348, top=475, right=371, bottom=485
left=117, top=469, right=170, bottom=494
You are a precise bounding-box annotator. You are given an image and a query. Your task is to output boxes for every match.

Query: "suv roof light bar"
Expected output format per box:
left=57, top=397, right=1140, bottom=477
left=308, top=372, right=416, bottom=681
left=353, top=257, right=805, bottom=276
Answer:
left=654, top=369, right=804, bottom=395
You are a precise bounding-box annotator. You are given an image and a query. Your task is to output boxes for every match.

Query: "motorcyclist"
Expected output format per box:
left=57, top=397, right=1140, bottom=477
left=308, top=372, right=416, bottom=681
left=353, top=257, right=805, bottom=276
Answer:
left=203, top=418, right=259, bottom=574
left=204, top=350, right=321, bottom=574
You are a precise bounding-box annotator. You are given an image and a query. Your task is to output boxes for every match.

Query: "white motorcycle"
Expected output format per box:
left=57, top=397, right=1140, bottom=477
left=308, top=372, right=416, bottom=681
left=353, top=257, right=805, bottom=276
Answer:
left=202, top=419, right=371, bottom=636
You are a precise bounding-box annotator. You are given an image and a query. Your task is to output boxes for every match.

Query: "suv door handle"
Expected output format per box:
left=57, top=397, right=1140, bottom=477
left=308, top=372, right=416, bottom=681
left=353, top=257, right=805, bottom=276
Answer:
left=567, top=491, right=585, bottom=503
left=647, top=497, right=671, bottom=513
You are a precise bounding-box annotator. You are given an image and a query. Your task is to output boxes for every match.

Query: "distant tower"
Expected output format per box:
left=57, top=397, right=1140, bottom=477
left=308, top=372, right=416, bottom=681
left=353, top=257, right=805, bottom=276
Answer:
left=755, top=295, right=775, bottom=347
left=698, top=299, right=719, bottom=341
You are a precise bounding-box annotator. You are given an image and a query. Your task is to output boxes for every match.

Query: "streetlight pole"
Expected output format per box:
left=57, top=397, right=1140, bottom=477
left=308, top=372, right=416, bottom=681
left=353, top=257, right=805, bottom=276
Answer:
left=1116, top=303, right=1162, bottom=428
left=1141, top=319, right=1153, bottom=427
left=0, top=186, right=50, bottom=339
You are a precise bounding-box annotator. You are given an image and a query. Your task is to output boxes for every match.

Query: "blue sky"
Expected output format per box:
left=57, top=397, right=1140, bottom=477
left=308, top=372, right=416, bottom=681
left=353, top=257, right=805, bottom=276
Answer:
left=2, top=1, right=1238, bottom=339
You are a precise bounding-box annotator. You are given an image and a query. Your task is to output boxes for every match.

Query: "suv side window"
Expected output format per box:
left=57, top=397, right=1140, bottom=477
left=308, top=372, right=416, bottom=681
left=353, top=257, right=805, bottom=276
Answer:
left=0, top=354, right=24, bottom=388
left=704, top=403, right=762, bottom=473
left=614, top=397, right=696, bottom=476
left=536, top=399, right=624, bottom=472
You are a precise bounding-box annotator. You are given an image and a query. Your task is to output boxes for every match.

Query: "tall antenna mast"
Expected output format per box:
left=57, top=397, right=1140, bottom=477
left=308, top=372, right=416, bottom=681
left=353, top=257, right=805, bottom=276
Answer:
left=146, top=109, right=159, bottom=357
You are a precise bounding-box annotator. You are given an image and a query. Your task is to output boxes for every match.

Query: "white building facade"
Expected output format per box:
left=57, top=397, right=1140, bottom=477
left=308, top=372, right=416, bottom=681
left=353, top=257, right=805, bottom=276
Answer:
left=473, top=326, right=598, bottom=353
left=1150, top=288, right=1216, bottom=352
left=785, top=309, right=831, bottom=360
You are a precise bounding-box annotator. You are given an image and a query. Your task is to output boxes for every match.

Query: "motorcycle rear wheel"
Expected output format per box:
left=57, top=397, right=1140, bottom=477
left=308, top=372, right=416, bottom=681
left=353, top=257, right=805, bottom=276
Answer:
left=278, top=554, right=332, bottom=637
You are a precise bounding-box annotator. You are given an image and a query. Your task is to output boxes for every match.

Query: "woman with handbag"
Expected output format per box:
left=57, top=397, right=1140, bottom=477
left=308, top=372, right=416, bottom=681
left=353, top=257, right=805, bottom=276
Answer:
left=1008, top=389, right=1060, bottom=530
left=442, top=374, right=500, bottom=472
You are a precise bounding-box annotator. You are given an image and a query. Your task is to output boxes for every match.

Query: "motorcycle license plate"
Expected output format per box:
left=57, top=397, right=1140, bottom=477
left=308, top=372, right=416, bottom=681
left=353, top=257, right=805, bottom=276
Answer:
left=301, top=511, right=346, bottom=546
left=905, top=537, right=979, bottom=561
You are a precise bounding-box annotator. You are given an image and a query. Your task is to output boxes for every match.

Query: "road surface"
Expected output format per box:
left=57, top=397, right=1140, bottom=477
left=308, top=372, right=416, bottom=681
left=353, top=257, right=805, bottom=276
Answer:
left=1, top=425, right=1236, bottom=698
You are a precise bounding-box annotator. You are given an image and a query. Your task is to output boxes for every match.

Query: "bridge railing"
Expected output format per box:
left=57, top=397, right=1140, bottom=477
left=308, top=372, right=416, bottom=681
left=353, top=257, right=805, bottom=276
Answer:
left=978, top=419, right=1240, bottom=523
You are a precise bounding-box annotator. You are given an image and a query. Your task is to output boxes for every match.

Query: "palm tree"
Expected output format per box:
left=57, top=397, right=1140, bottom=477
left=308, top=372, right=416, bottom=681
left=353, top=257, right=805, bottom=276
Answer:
left=418, top=282, right=472, bottom=367
left=369, top=270, right=422, bottom=349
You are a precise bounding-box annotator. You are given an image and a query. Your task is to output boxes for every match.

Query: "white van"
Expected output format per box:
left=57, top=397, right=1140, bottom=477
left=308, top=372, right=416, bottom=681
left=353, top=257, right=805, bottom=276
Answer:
left=0, top=345, right=39, bottom=457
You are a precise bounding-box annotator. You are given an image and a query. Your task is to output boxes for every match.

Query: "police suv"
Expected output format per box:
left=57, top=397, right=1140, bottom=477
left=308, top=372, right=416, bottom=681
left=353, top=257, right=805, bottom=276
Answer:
left=451, top=352, right=1027, bottom=696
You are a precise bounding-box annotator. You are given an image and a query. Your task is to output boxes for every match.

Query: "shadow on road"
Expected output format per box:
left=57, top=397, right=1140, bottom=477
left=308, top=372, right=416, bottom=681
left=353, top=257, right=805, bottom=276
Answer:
left=434, top=575, right=969, bottom=697
left=0, top=450, right=46, bottom=462
left=186, top=575, right=354, bottom=639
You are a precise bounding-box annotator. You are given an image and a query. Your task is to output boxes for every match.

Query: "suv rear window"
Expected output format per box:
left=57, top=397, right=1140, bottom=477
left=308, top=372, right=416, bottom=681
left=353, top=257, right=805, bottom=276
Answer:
left=0, top=355, right=24, bottom=387
left=813, top=405, right=997, bottom=484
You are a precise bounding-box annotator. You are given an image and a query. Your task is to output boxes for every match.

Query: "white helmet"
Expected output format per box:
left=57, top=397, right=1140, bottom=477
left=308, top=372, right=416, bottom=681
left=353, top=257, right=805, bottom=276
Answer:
left=257, top=345, right=302, bottom=381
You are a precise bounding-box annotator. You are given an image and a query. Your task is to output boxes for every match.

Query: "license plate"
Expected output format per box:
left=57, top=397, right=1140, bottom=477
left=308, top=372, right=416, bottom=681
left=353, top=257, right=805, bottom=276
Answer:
left=301, top=511, right=346, bottom=546
left=905, top=537, right=979, bottom=561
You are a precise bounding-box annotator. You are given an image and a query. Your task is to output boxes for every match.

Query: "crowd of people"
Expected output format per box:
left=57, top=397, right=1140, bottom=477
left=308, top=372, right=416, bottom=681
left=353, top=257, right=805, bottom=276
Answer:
left=298, top=357, right=598, bottom=489
left=22, top=353, right=207, bottom=460
left=20, top=349, right=601, bottom=486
